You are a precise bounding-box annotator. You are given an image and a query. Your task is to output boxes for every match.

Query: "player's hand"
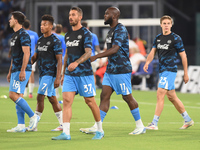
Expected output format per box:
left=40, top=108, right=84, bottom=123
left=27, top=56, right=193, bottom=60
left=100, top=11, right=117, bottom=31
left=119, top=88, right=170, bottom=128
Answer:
left=7, top=72, right=11, bottom=83
left=19, top=71, right=26, bottom=81
left=61, top=75, right=64, bottom=86
left=90, top=56, right=97, bottom=62
left=54, top=78, right=60, bottom=88
left=68, top=62, right=78, bottom=72
left=143, top=63, right=148, bottom=73
left=183, top=73, right=189, bottom=84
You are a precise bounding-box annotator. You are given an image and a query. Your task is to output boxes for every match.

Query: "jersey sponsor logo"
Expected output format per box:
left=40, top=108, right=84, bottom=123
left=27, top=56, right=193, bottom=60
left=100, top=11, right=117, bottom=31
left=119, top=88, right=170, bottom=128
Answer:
left=66, top=40, right=80, bottom=47
left=10, top=40, right=16, bottom=46
left=38, top=45, right=48, bottom=51
left=157, top=43, right=169, bottom=50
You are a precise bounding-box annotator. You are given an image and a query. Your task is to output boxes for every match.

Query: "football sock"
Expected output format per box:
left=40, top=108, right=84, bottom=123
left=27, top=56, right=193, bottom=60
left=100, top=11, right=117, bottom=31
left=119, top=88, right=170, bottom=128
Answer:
left=181, top=111, right=192, bottom=122
left=28, top=83, right=35, bottom=94
left=152, top=115, right=160, bottom=126
left=16, top=104, right=25, bottom=124
left=55, top=111, right=63, bottom=125
left=15, top=97, right=34, bottom=118
left=35, top=111, right=42, bottom=118
left=63, top=122, right=70, bottom=135
left=100, top=110, right=107, bottom=122
left=131, top=108, right=141, bottom=121
left=18, top=124, right=25, bottom=128
left=96, top=121, right=103, bottom=132
left=24, top=87, right=28, bottom=97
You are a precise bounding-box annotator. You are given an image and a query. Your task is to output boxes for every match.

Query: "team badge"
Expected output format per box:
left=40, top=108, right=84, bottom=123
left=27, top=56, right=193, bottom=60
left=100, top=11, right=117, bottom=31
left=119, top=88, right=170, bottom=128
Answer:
left=78, top=35, right=82, bottom=39
left=47, top=41, right=51, bottom=45
left=167, top=40, right=171, bottom=44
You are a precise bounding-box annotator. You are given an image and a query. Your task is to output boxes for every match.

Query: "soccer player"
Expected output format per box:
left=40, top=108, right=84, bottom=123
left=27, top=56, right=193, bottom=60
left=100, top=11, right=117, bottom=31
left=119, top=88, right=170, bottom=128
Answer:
left=80, top=7, right=146, bottom=135
left=54, top=24, right=67, bottom=99
left=144, top=15, right=194, bottom=130
left=31, top=15, right=63, bottom=131
left=52, top=7, right=104, bottom=140
left=23, top=19, right=39, bottom=98
left=7, top=11, right=40, bottom=132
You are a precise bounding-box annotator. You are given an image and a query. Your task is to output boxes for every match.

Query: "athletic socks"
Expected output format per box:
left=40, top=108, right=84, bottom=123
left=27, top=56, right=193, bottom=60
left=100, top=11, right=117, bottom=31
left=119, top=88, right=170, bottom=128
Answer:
left=63, top=122, right=70, bottom=135
left=16, top=104, right=25, bottom=124
left=100, top=110, right=107, bottom=122
left=55, top=111, right=63, bottom=125
left=131, top=108, right=144, bottom=128
left=181, top=111, right=192, bottom=122
left=15, top=97, right=34, bottom=118
left=152, top=115, right=160, bottom=126
left=28, top=83, right=35, bottom=94
left=35, top=111, right=42, bottom=118
left=96, top=121, right=103, bottom=132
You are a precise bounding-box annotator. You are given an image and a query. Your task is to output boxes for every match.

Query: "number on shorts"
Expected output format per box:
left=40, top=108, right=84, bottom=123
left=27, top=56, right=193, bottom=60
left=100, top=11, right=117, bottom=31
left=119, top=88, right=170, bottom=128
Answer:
left=159, top=77, right=167, bottom=85
left=42, top=83, right=47, bottom=90
left=13, top=80, right=20, bottom=89
left=120, top=83, right=126, bottom=92
left=84, top=84, right=92, bottom=93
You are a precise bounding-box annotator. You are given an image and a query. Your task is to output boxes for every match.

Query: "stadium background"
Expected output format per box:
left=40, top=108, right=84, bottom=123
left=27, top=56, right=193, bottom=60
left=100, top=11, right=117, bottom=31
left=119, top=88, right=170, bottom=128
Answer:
left=0, top=0, right=200, bottom=92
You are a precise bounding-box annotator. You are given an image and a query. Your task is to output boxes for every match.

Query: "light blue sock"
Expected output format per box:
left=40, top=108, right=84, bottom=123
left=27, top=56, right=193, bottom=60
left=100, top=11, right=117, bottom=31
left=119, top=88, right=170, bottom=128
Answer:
left=15, top=97, right=34, bottom=118
left=152, top=115, right=160, bottom=126
left=181, top=111, right=192, bottom=122
left=100, top=110, right=107, bottom=122
left=130, top=108, right=141, bottom=121
left=16, top=104, right=25, bottom=124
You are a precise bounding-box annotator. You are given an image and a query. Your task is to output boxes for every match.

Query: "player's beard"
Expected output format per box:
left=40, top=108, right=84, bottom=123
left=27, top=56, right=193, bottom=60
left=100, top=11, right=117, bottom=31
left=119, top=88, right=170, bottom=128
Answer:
left=104, top=17, right=113, bottom=25
left=70, top=19, right=79, bottom=26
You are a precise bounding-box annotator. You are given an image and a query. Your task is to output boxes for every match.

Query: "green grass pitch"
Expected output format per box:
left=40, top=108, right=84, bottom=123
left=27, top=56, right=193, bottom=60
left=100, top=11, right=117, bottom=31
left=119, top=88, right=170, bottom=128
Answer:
left=0, top=86, right=199, bottom=150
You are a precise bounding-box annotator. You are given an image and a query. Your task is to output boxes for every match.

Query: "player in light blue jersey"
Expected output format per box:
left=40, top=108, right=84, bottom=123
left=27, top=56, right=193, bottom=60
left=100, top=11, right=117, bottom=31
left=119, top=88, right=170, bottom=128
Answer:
left=144, top=15, right=194, bottom=130
left=80, top=7, right=145, bottom=135
left=23, top=19, right=39, bottom=98
left=7, top=11, right=40, bottom=133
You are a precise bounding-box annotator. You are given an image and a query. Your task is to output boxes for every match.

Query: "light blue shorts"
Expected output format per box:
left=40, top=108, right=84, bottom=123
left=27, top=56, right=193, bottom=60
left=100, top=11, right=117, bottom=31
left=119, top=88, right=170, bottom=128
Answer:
left=158, top=71, right=177, bottom=90
left=102, top=72, right=132, bottom=95
left=9, top=71, right=31, bottom=94
left=38, top=76, right=56, bottom=97
left=62, top=75, right=96, bottom=97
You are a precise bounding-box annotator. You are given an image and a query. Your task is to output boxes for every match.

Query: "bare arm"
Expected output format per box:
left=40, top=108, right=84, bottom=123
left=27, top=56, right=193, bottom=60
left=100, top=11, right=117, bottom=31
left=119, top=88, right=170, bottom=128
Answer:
left=143, top=48, right=157, bottom=72
left=95, top=45, right=101, bottom=54
left=7, top=59, right=13, bottom=82
left=54, top=54, right=62, bottom=88
left=61, top=48, right=68, bottom=85
left=68, top=48, right=92, bottom=72
left=179, top=51, right=189, bottom=84
left=19, top=46, right=30, bottom=81
left=90, top=45, right=119, bottom=62
left=31, top=52, right=38, bottom=65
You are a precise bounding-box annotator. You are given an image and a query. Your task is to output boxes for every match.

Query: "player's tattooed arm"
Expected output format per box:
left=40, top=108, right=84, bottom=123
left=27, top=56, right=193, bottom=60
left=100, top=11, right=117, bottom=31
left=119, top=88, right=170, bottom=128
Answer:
left=75, top=48, right=92, bottom=64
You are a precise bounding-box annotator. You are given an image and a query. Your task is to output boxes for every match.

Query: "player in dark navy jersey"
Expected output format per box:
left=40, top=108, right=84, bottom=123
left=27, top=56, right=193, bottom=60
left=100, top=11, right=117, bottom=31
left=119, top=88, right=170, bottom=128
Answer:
left=7, top=11, right=40, bottom=132
left=80, top=7, right=146, bottom=135
left=144, top=15, right=194, bottom=130
left=52, top=7, right=104, bottom=141
left=31, top=15, right=63, bottom=131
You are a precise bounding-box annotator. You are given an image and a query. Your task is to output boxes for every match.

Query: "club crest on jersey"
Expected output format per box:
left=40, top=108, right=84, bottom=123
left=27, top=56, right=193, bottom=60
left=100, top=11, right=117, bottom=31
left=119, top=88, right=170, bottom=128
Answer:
left=46, top=41, right=51, bottom=45
left=167, top=40, right=171, bottom=44
left=14, top=36, right=18, bottom=39
left=77, top=35, right=82, bottom=39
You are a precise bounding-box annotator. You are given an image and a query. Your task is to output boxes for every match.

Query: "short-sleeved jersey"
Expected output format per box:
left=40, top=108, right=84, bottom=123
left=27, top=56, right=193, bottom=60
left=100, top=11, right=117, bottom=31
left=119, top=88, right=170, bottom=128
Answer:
left=152, top=32, right=185, bottom=73
left=26, top=30, right=39, bottom=57
left=91, top=33, right=99, bottom=56
left=54, top=33, right=66, bottom=64
left=105, top=23, right=132, bottom=74
left=10, top=28, right=32, bottom=73
left=35, top=34, right=62, bottom=77
left=65, top=27, right=93, bottom=76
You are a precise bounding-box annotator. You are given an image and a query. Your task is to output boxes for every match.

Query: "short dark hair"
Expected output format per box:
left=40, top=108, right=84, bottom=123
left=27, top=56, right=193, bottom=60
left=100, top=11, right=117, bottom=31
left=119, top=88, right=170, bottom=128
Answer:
left=70, top=7, right=83, bottom=16
left=23, top=19, right=30, bottom=29
left=55, top=24, right=63, bottom=34
left=41, top=14, right=54, bottom=25
left=12, top=11, right=26, bottom=25
left=81, top=21, right=88, bottom=28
